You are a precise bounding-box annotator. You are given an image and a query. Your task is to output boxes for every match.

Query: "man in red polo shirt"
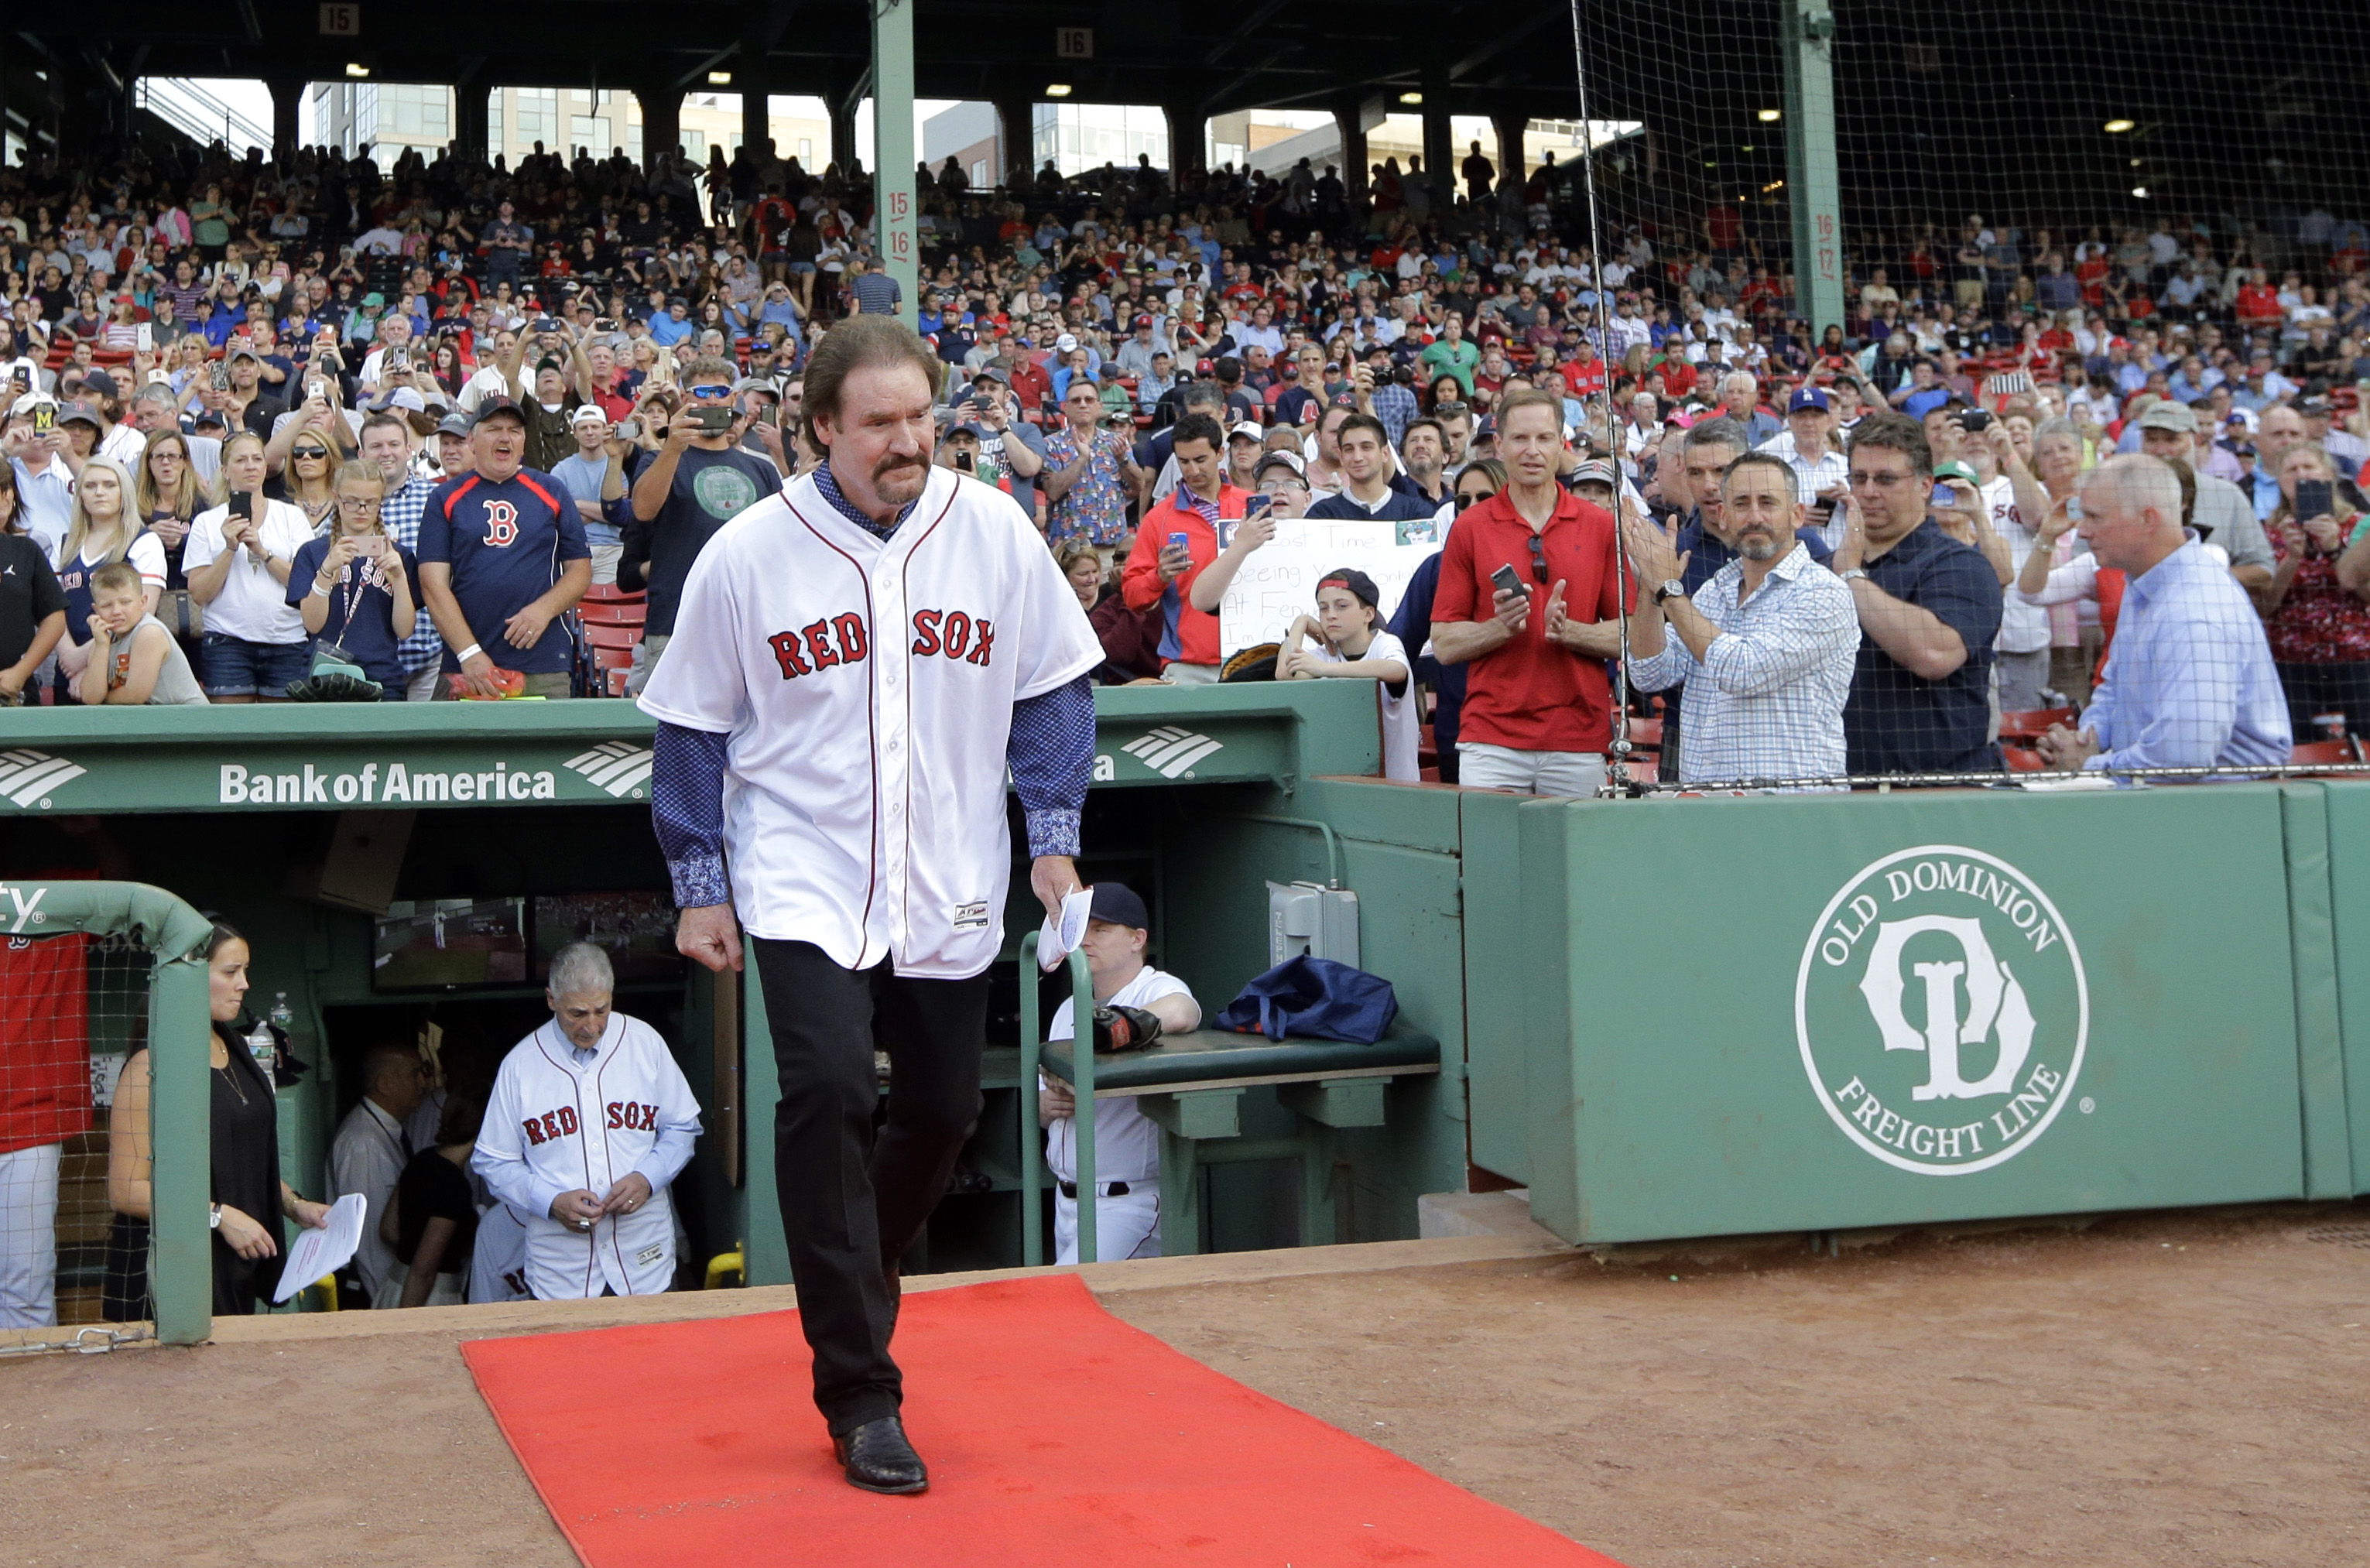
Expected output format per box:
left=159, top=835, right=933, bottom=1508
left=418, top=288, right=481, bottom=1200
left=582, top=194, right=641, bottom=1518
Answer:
left=1431, top=389, right=1631, bottom=795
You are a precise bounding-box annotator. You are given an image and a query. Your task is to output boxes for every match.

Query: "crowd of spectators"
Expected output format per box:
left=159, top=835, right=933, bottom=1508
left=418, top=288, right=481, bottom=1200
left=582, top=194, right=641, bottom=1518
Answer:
left=1, top=126, right=2365, bottom=786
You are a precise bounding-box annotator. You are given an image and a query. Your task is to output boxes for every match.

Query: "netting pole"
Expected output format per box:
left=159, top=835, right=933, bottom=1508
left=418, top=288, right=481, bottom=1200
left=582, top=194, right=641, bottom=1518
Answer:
left=147, top=948, right=212, bottom=1344
left=1566, top=0, right=1635, bottom=793
left=872, top=0, right=919, bottom=315
left=1780, top=0, right=1846, bottom=337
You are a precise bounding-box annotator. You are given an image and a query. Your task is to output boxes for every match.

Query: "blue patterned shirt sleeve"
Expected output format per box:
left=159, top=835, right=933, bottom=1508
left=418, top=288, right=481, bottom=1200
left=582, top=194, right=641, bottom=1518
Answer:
left=652, top=722, right=731, bottom=908
left=1009, top=676, right=1094, bottom=857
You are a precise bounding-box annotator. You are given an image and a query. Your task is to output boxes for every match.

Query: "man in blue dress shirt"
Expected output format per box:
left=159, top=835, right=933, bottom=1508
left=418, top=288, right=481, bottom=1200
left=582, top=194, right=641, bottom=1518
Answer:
left=2036, top=454, right=2290, bottom=775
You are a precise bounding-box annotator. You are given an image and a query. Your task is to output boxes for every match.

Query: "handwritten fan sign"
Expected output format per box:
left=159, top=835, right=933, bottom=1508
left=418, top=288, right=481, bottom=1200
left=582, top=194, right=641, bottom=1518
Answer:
left=1215, top=515, right=1441, bottom=654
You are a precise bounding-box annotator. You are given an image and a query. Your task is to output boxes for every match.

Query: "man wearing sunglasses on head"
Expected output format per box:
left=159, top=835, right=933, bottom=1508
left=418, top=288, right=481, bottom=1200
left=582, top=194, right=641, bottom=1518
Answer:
left=1430, top=388, right=1631, bottom=797
left=622, top=356, right=784, bottom=697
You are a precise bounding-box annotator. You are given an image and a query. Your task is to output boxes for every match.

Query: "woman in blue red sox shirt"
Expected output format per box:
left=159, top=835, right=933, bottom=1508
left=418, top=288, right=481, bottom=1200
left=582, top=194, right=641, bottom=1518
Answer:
left=416, top=398, right=591, bottom=698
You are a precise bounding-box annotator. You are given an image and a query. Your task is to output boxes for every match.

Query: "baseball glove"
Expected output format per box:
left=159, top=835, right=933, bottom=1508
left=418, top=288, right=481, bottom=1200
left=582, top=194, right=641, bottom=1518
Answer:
left=1090, top=1004, right=1164, bottom=1054
left=284, top=669, right=385, bottom=702
left=1221, top=642, right=1279, bottom=682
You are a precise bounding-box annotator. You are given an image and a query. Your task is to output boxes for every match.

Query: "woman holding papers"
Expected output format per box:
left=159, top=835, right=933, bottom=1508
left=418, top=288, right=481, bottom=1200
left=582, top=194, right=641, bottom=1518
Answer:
left=106, top=923, right=330, bottom=1318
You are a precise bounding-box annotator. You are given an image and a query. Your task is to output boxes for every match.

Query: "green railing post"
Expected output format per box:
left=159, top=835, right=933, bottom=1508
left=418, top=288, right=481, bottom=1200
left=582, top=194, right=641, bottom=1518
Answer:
left=1068, top=947, right=1097, bottom=1264
left=2, top=879, right=214, bottom=1344
left=1020, top=933, right=1043, bottom=1266
left=1017, top=939, right=1098, bottom=1265
left=148, top=951, right=213, bottom=1344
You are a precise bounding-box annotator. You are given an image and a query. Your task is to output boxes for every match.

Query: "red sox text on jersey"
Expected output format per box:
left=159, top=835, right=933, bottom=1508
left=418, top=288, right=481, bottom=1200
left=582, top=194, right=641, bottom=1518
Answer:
left=765, top=608, right=995, bottom=680
left=516, top=1100, right=663, bottom=1145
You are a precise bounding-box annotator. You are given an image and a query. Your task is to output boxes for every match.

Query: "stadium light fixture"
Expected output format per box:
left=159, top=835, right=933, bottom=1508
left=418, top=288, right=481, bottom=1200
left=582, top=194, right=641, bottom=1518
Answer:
left=1045, top=84, right=1073, bottom=98
left=1758, top=108, right=1781, bottom=122
left=1399, top=92, right=1423, bottom=105
left=344, top=63, right=369, bottom=78
left=2103, top=118, right=2135, bottom=134
left=708, top=70, right=733, bottom=85
left=2131, top=185, right=2149, bottom=199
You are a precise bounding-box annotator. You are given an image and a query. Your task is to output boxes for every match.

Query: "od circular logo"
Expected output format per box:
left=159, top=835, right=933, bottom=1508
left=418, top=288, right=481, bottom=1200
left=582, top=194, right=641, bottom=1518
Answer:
left=1795, top=845, right=2087, bottom=1176
left=692, top=464, right=762, bottom=520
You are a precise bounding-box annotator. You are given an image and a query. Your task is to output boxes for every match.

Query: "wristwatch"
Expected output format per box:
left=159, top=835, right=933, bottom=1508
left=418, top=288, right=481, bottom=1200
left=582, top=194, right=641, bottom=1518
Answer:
left=1840, top=567, right=1872, bottom=583
left=1652, top=577, right=1686, bottom=605
left=209, top=1203, right=223, bottom=1231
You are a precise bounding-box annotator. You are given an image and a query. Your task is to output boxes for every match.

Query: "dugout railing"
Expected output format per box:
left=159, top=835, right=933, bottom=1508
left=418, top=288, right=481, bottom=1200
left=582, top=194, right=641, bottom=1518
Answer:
left=2, top=881, right=216, bottom=1349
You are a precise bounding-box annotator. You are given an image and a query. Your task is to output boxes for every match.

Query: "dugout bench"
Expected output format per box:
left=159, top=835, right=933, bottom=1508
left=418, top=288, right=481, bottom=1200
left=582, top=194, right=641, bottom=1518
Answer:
left=1017, top=942, right=1442, bottom=1264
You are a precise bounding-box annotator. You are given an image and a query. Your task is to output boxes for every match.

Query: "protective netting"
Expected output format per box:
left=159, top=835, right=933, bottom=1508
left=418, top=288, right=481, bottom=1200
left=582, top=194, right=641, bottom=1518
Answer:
left=1, top=930, right=153, bottom=1331
left=1509, top=0, right=2370, bottom=793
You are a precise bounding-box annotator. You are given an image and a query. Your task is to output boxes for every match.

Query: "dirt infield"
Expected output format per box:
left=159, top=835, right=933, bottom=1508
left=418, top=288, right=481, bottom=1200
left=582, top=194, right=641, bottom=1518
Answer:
left=2, top=1204, right=2365, bottom=1567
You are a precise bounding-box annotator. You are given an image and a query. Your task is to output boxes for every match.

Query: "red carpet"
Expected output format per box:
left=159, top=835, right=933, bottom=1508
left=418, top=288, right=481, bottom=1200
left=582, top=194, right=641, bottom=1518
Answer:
left=461, top=1272, right=1625, bottom=1566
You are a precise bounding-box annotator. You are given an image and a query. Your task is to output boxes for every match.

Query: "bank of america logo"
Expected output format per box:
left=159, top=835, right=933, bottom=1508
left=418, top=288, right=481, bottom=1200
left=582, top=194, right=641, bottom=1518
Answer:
left=562, top=742, right=653, bottom=797
left=1121, top=727, right=1224, bottom=779
left=0, top=750, right=85, bottom=809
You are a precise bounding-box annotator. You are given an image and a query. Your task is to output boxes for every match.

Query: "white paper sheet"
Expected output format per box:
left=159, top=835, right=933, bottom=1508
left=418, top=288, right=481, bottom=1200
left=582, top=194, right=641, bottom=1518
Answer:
left=273, top=1191, right=368, bottom=1303
left=1036, top=887, right=1095, bottom=973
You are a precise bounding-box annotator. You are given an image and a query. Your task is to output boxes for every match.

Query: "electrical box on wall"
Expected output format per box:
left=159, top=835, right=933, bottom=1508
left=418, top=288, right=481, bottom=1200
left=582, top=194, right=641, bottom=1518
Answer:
left=1267, top=880, right=1359, bottom=968
left=283, top=810, right=416, bottom=914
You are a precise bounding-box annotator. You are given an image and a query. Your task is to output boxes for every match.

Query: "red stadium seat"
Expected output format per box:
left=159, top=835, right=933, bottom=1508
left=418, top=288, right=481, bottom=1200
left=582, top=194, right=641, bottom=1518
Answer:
left=2002, top=745, right=2046, bottom=772
left=578, top=601, right=646, bottom=627
left=1627, top=716, right=1663, bottom=750
left=2290, top=740, right=2356, bottom=770
left=604, top=666, right=632, bottom=697
left=1998, top=707, right=2077, bottom=743
left=589, top=644, right=634, bottom=673
left=581, top=582, right=646, bottom=604
left=583, top=623, right=640, bottom=652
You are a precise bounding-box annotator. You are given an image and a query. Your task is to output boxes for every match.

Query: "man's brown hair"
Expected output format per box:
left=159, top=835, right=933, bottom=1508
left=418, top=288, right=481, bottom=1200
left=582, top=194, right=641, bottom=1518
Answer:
left=1497, top=387, right=1563, bottom=435
left=800, top=317, right=944, bottom=452
left=1845, top=409, right=1933, bottom=478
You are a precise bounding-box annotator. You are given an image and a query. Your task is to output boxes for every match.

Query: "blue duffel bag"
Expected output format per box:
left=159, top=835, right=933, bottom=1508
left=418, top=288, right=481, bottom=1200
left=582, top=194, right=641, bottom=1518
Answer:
left=1213, top=955, right=1399, bottom=1044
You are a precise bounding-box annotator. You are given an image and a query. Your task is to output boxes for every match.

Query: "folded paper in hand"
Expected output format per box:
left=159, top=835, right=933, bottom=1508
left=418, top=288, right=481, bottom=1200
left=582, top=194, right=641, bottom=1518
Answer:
left=1036, top=888, right=1094, bottom=972
left=272, top=1191, right=368, bottom=1303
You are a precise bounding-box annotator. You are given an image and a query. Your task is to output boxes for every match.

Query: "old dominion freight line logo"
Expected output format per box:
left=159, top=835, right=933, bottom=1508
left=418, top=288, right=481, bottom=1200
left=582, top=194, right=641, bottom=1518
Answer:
left=1796, top=846, right=2087, bottom=1176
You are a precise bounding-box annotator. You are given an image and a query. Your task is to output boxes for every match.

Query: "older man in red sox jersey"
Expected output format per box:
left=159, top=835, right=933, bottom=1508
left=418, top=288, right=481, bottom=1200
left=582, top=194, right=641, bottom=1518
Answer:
left=472, top=943, right=700, bottom=1301
left=642, top=316, right=1101, bottom=1496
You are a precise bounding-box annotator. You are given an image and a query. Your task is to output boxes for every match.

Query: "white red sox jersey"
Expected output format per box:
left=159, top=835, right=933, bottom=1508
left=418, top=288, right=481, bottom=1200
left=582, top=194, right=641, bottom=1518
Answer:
left=471, top=1012, right=702, bottom=1299
left=639, top=465, right=1103, bottom=977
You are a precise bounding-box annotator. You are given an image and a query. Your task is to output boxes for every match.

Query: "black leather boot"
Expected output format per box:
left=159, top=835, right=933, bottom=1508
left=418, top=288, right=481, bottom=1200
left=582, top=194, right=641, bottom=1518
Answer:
left=834, top=1413, right=928, bottom=1494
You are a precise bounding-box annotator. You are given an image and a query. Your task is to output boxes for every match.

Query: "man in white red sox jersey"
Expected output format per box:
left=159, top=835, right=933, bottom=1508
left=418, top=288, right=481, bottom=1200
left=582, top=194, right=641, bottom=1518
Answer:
left=473, top=943, right=701, bottom=1299
left=642, top=316, right=1101, bottom=1497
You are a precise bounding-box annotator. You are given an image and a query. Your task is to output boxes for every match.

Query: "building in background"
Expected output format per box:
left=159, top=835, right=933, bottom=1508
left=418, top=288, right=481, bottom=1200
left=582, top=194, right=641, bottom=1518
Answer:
left=920, top=101, right=1170, bottom=185
left=917, top=102, right=1618, bottom=190
left=921, top=101, right=999, bottom=189
left=1233, top=113, right=1637, bottom=185
left=309, top=84, right=831, bottom=175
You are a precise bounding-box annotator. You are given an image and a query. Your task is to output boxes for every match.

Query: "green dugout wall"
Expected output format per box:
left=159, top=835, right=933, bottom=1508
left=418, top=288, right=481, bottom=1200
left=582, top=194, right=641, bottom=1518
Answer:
left=15, top=682, right=1491, bottom=1302
left=1467, top=782, right=2370, bottom=1245
left=37, top=689, right=2370, bottom=1303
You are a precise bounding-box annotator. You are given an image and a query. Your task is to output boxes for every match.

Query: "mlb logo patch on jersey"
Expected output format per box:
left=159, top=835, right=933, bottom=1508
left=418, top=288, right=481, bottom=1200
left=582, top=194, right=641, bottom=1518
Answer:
left=951, top=900, right=991, bottom=931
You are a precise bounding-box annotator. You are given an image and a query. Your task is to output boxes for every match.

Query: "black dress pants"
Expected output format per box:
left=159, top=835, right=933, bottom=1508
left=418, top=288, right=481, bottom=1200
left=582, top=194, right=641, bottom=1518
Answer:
left=752, top=938, right=988, bottom=1436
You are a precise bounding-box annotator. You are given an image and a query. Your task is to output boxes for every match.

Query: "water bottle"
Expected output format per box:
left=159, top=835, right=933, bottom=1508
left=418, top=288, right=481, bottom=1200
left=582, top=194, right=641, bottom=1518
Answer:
left=251, top=991, right=293, bottom=1075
